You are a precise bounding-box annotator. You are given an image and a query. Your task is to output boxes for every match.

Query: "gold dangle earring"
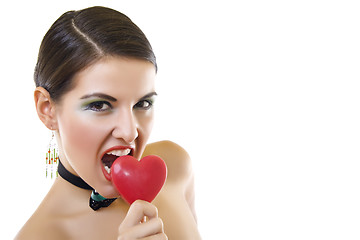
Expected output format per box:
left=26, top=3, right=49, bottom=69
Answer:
left=46, top=130, right=59, bottom=178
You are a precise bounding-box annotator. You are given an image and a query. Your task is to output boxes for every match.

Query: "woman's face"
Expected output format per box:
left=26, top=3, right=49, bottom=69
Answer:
left=54, top=57, right=157, bottom=198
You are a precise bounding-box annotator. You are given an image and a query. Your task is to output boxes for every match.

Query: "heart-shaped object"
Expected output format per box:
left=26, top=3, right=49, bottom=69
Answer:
left=110, top=155, right=167, bottom=204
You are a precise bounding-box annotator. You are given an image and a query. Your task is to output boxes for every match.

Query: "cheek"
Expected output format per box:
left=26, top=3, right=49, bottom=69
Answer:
left=135, top=111, right=155, bottom=158
left=58, top=114, right=107, bottom=162
left=138, top=111, right=155, bottom=137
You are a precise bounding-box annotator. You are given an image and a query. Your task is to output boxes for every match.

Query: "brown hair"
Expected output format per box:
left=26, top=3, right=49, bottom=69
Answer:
left=34, top=6, right=157, bottom=102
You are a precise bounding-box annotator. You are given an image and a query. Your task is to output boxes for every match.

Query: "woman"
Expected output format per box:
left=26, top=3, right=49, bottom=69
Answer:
left=16, top=6, right=201, bottom=240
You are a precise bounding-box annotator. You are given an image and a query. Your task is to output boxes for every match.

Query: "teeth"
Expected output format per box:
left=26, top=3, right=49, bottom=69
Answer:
left=102, top=148, right=132, bottom=175
left=104, top=165, right=111, bottom=174
left=106, top=149, right=131, bottom=157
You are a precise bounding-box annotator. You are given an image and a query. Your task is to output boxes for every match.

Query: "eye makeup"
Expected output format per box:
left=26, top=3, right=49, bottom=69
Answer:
left=81, top=99, right=113, bottom=112
left=134, top=92, right=157, bottom=110
left=134, top=98, right=154, bottom=110
left=80, top=93, right=117, bottom=113
left=79, top=92, right=157, bottom=112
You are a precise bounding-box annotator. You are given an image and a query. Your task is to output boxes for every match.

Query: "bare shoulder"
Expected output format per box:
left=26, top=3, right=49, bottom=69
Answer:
left=144, top=141, right=198, bottom=220
left=15, top=214, right=66, bottom=240
left=143, top=140, right=193, bottom=183
left=144, top=141, right=201, bottom=239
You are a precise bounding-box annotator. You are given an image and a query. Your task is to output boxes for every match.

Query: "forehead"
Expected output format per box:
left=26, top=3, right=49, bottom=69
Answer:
left=70, top=57, right=156, bottom=99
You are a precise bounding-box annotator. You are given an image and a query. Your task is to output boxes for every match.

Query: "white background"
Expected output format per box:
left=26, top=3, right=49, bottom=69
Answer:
left=1, top=0, right=360, bottom=239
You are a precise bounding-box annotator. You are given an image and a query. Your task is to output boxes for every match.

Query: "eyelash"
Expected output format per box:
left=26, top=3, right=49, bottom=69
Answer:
left=133, top=99, right=154, bottom=110
left=84, top=99, right=154, bottom=112
left=84, top=101, right=112, bottom=112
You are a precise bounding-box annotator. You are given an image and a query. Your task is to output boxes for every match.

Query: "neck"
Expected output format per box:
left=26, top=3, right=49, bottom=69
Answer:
left=40, top=176, right=93, bottom=217
left=56, top=159, right=117, bottom=211
left=57, top=160, right=93, bottom=190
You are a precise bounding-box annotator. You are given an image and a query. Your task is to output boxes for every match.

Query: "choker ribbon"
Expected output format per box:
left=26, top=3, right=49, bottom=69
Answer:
left=57, top=160, right=117, bottom=211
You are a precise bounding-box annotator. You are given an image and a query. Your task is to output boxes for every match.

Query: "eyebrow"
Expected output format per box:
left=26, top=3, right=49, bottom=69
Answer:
left=80, top=93, right=117, bottom=102
left=139, top=92, right=158, bottom=100
left=80, top=92, right=158, bottom=102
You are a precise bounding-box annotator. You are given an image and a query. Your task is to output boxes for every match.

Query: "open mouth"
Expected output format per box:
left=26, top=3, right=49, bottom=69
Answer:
left=101, top=148, right=133, bottom=180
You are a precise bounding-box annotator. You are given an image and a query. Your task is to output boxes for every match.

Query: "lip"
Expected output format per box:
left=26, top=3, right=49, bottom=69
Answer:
left=101, top=145, right=135, bottom=181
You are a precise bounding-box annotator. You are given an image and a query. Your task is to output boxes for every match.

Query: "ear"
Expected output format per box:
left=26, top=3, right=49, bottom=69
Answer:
left=34, top=87, right=58, bottom=130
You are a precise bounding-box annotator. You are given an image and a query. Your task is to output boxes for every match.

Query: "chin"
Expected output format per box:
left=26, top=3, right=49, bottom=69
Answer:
left=95, top=182, right=120, bottom=199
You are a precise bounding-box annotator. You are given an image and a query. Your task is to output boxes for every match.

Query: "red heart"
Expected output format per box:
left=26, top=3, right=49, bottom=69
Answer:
left=110, top=155, right=167, bottom=204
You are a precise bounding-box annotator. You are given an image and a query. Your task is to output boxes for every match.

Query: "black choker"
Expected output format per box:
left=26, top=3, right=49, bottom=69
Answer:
left=58, top=160, right=117, bottom=211
left=57, top=160, right=93, bottom=190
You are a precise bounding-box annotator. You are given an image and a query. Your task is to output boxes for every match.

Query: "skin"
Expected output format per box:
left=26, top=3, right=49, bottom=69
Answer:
left=15, top=57, right=201, bottom=240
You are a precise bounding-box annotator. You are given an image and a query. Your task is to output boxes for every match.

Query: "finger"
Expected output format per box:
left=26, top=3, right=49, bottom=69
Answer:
left=142, top=232, right=168, bottom=240
left=140, top=218, right=165, bottom=237
left=124, top=217, right=164, bottom=239
left=120, top=200, right=158, bottom=229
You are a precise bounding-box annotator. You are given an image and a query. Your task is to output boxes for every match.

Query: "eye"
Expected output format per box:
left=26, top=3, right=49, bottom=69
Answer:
left=84, top=101, right=112, bottom=112
left=134, top=100, right=153, bottom=110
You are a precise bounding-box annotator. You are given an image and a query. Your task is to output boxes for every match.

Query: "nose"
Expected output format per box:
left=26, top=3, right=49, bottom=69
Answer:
left=112, top=108, right=138, bottom=144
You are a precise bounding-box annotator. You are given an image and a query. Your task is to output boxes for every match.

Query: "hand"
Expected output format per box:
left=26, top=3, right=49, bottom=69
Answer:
left=118, top=200, right=168, bottom=240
